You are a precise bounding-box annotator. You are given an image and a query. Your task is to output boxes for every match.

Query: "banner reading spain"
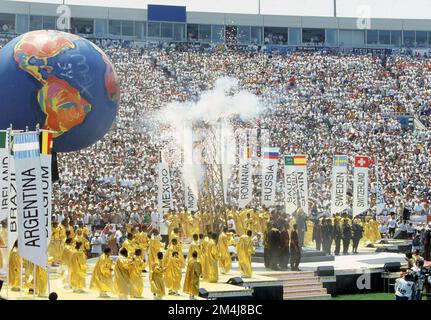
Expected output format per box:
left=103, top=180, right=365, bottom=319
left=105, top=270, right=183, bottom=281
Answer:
left=353, top=155, right=369, bottom=216
left=284, top=155, right=308, bottom=215
left=13, top=132, right=47, bottom=268
left=330, top=155, right=348, bottom=215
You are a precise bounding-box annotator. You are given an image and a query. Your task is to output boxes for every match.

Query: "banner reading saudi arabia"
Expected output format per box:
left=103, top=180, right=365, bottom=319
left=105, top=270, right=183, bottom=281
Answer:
left=261, top=147, right=280, bottom=207
left=0, top=130, right=9, bottom=221
left=40, top=131, right=53, bottom=244
left=13, top=132, right=47, bottom=268
left=7, top=131, right=18, bottom=252
left=375, top=164, right=385, bottom=214
left=238, top=146, right=252, bottom=209
left=330, top=155, right=348, bottom=215
left=157, top=162, right=173, bottom=216
left=353, top=155, right=369, bottom=216
left=284, top=155, right=308, bottom=215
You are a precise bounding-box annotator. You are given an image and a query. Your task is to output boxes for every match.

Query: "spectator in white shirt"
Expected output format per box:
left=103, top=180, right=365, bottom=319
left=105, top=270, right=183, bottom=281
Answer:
left=395, top=272, right=414, bottom=300
left=388, top=217, right=397, bottom=238
left=90, top=233, right=103, bottom=258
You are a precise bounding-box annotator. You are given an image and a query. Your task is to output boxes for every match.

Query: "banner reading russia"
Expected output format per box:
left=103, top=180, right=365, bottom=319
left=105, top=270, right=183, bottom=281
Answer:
left=13, top=132, right=47, bottom=268
left=330, top=155, right=348, bottom=215
left=261, top=147, right=280, bottom=207
left=353, top=155, right=369, bottom=216
left=238, top=146, right=252, bottom=209
left=0, top=130, right=9, bottom=221
left=284, top=155, right=308, bottom=214
left=40, top=131, right=53, bottom=244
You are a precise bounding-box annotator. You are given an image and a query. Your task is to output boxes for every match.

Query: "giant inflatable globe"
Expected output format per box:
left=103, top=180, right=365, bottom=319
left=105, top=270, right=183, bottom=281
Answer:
left=0, top=30, right=120, bottom=152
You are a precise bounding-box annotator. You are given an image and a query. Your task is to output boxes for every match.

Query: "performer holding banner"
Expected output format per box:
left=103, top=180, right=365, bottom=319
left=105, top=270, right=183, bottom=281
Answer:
left=238, top=146, right=252, bottom=209
left=330, top=155, right=348, bottom=215
left=353, top=155, right=370, bottom=217
left=261, top=147, right=280, bottom=208
left=13, top=131, right=47, bottom=268
left=284, top=155, right=308, bottom=215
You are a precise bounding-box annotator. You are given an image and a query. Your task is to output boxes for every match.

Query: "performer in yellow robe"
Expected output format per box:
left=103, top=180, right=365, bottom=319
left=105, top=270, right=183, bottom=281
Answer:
left=0, top=230, right=4, bottom=270
left=370, top=218, right=382, bottom=243
left=114, top=248, right=132, bottom=299
left=23, top=258, right=34, bottom=293
left=130, top=248, right=147, bottom=298
left=218, top=227, right=232, bottom=274
left=165, top=251, right=183, bottom=295
left=236, top=230, right=255, bottom=278
left=74, top=229, right=90, bottom=254
left=135, top=229, right=149, bottom=259
left=149, top=230, right=162, bottom=268
left=61, top=237, right=74, bottom=288
left=188, top=214, right=200, bottom=239
left=70, top=242, right=87, bottom=293
left=207, top=233, right=220, bottom=283
left=183, top=250, right=202, bottom=299
left=48, top=221, right=64, bottom=265
left=167, top=211, right=180, bottom=236
left=200, top=233, right=210, bottom=281
left=164, top=238, right=184, bottom=268
left=66, top=222, right=75, bottom=239
left=150, top=252, right=166, bottom=299
left=187, top=234, right=201, bottom=263
left=35, top=266, right=48, bottom=297
left=8, top=241, right=21, bottom=291
left=90, top=247, right=113, bottom=297
left=120, top=232, right=136, bottom=256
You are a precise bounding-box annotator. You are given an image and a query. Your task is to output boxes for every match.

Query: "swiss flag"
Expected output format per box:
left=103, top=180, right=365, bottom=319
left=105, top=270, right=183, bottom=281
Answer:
left=354, top=156, right=370, bottom=168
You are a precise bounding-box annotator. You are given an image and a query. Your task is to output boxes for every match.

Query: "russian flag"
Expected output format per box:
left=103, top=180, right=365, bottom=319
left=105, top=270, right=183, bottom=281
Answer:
left=263, top=147, right=280, bottom=159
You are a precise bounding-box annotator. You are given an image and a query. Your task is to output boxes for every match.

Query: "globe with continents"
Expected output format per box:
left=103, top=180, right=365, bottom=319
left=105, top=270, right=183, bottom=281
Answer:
left=0, top=30, right=120, bottom=152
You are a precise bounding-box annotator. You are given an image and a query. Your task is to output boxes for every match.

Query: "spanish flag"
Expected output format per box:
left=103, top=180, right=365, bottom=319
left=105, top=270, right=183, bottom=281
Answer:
left=40, top=131, right=53, bottom=155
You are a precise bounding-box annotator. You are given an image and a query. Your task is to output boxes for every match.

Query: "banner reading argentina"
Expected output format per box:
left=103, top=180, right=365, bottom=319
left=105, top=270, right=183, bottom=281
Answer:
left=13, top=132, right=47, bottom=268
left=40, top=131, right=53, bottom=244
left=261, top=147, right=280, bottom=207
left=157, top=162, right=173, bottom=216
left=238, top=146, right=252, bottom=209
left=353, top=155, right=369, bottom=216
left=330, top=155, right=348, bottom=215
left=0, top=130, right=9, bottom=221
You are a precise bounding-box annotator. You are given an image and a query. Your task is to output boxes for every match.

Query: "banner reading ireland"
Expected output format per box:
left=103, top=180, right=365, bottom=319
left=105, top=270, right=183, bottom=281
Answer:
left=0, top=130, right=9, bottom=221
left=261, top=147, right=280, bottom=207
left=13, top=132, right=47, bottom=268
left=330, top=155, right=348, bottom=215
left=353, top=155, right=369, bottom=216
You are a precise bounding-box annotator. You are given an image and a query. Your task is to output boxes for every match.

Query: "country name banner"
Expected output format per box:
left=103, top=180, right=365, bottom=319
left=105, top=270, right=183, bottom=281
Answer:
left=353, top=155, right=369, bottom=216
left=284, top=155, right=308, bottom=215
left=13, top=132, right=47, bottom=268
left=7, top=144, right=17, bottom=252
left=238, top=146, right=252, bottom=209
left=157, top=162, right=173, bottom=215
left=261, top=147, right=279, bottom=207
left=40, top=131, right=53, bottom=244
left=375, top=165, right=385, bottom=214
left=0, top=130, right=9, bottom=221
left=330, top=155, right=348, bottom=215
left=184, top=181, right=198, bottom=212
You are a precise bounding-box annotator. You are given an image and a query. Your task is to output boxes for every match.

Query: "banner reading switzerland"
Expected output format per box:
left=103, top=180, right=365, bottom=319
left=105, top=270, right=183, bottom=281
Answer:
left=353, top=155, right=369, bottom=216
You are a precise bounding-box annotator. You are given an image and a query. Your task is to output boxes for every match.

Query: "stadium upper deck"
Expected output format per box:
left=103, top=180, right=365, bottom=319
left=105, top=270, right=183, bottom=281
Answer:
left=1, top=0, right=431, bottom=49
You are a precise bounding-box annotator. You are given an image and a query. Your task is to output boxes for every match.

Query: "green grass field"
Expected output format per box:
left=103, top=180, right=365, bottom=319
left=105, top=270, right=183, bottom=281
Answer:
left=332, top=293, right=397, bottom=300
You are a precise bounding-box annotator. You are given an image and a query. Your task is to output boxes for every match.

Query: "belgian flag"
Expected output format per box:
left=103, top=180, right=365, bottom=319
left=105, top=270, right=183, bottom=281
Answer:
left=40, top=131, right=53, bottom=155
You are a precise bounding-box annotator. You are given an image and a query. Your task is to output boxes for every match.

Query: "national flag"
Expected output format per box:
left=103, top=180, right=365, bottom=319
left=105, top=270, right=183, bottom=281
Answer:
left=263, top=147, right=280, bottom=160
left=40, top=131, right=53, bottom=155
left=285, top=155, right=307, bottom=166
left=0, top=131, right=6, bottom=148
left=240, top=146, right=251, bottom=160
left=333, top=155, right=348, bottom=167
left=354, top=156, right=370, bottom=168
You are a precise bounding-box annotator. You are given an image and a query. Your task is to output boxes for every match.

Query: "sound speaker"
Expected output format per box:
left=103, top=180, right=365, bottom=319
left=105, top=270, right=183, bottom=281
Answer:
left=227, top=277, right=244, bottom=286
left=316, top=266, right=334, bottom=277
left=198, top=288, right=209, bottom=299
left=384, top=262, right=401, bottom=272
left=49, top=292, right=58, bottom=301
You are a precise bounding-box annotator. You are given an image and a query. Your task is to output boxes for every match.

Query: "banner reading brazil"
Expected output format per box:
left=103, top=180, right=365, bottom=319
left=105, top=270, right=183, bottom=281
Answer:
left=330, top=155, right=348, bottom=215
left=13, top=132, right=47, bottom=268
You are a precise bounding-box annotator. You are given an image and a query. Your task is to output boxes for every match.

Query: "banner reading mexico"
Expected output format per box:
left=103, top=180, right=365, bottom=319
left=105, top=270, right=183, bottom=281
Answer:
left=0, top=130, right=9, bottom=221
left=284, top=155, right=308, bottom=214
left=13, top=132, right=47, bottom=268
left=238, top=146, right=252, bottom=209
left=157, top=162, right=173, bottom=215
left=353, top=155, right=369, bottom=216
left=330, top=155, right=348, bottom=215
left=40, top=131, right=53, bottom=244
left=261, top=147, right=280, bottom=207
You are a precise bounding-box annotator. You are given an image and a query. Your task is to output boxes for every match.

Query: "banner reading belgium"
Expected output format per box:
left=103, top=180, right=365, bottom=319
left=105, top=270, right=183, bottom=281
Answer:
left=13, top=132, right=47, bottom=268
left=40, top=131, right=53, bottom=244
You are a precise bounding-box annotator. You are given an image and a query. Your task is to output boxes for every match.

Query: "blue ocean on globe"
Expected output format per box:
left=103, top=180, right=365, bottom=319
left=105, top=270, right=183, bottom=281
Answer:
left=0, top=30, right=120, bottom=152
